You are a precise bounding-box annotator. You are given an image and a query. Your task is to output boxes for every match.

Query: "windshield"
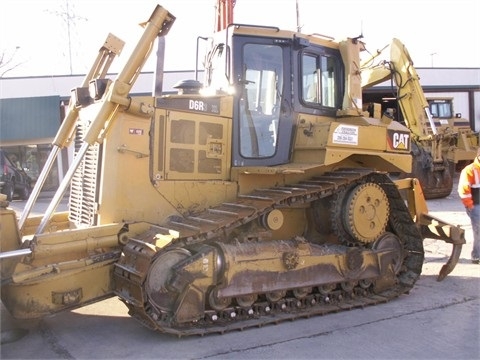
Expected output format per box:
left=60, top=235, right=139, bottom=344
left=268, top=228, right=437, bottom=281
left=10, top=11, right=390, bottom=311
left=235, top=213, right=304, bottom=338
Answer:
left=239, top=43, right=283, bottom=158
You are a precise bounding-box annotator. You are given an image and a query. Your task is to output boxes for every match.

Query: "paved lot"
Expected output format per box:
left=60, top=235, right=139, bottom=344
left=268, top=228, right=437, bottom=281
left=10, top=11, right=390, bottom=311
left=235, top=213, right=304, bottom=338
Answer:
left=1, top=177, right=479, bottom=359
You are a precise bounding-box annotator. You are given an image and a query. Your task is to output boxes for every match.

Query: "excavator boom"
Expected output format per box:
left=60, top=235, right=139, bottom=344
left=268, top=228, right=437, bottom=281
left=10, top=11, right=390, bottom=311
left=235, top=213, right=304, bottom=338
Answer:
left=362, top=39, right=437, bottom=137
left=361, top=38, right=478, bottom=198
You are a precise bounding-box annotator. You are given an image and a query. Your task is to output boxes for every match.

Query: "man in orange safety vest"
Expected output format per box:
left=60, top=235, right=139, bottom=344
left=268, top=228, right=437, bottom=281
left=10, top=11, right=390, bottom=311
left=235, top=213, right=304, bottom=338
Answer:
left=458, top=148, right=480, bottom=264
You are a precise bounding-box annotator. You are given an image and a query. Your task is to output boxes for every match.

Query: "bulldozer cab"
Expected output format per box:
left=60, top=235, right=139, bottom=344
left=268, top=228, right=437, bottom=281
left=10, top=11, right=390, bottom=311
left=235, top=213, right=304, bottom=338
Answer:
left=428, top=97, right=471, bottom=131
left=201, top=25, right=343, bottom=168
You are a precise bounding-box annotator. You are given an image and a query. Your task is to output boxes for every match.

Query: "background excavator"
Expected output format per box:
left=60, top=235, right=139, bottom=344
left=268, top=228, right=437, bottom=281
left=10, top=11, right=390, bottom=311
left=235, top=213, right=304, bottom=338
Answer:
left=0, top=3, right=465, bottom=337
left=361, top=39, right=479, bottom=199
left=427, top=96, right=478, bottom=171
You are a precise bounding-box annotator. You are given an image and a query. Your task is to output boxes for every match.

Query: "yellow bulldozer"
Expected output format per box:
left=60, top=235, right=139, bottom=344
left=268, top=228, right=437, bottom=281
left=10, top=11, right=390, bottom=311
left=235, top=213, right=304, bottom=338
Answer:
left=0, top=4, right=465, bottom=337
left=427, top=96, right=479, bottom=171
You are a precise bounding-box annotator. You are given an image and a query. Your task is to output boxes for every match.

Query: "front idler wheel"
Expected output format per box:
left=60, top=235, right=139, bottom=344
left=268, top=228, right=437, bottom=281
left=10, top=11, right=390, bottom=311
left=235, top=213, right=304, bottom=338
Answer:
left=372, top=232, right=404, bottom=274
left=145, top=248, right=191, bottom=312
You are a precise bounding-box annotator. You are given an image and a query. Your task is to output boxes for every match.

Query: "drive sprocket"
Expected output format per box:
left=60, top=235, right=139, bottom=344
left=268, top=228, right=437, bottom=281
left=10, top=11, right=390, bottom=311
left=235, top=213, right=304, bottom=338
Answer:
left=332, top=181, right=389, bottom=245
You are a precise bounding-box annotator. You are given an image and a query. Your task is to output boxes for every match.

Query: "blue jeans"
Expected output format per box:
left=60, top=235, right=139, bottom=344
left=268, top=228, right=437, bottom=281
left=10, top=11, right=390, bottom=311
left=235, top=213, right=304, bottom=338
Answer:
left=466, top=205, right=480, bottom=260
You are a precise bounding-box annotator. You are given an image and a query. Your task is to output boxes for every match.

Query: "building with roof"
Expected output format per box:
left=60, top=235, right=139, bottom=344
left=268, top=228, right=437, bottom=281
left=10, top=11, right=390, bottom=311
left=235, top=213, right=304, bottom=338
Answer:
left=1, top=68, right=479, bottom=190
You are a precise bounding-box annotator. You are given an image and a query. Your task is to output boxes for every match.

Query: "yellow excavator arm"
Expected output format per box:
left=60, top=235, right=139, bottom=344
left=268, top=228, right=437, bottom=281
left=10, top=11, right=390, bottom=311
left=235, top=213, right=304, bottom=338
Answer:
left=361, top=38, right=439, bottom=139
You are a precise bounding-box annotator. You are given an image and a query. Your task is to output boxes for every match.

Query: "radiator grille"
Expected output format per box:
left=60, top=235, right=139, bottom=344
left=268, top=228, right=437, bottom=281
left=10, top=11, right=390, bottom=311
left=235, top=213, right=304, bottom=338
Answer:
left=68, top=122, right=101, bottom=227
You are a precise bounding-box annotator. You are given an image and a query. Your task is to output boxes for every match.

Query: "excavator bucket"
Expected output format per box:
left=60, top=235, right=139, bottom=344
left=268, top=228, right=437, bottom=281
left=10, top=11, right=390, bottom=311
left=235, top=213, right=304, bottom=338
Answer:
left=395, top=178, right=465, bottom=281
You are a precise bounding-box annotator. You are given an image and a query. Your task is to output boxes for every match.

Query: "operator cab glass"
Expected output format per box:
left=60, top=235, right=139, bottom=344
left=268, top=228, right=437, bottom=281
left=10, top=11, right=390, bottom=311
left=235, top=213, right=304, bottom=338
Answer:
left=204, top=29, right=343, bottom=167
left=429, top=101, right=452, bottom=118
left=297, top=44, right=343, bottom=117
left=205, top=32, right=292, bottom=167
left=301, top=53, right=338, bottom=108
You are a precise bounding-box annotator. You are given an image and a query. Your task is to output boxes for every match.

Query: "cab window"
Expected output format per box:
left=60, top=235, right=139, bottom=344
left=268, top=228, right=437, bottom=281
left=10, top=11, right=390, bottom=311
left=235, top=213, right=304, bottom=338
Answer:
left=429, top=102, right=452, bottom=118
left=302, top=53, right=337, bottom=108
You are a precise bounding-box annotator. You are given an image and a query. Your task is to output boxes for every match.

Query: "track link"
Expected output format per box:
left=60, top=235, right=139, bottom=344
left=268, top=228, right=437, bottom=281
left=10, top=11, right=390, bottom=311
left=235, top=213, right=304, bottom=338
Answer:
left=113, top=168, right=424, bottom=336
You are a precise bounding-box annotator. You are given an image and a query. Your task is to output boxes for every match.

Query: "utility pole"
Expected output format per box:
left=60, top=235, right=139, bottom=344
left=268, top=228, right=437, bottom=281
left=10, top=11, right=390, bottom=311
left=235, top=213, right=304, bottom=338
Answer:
left=47, top=0, right=87, bottom=74
left=430, top=52, right=437, bottom=67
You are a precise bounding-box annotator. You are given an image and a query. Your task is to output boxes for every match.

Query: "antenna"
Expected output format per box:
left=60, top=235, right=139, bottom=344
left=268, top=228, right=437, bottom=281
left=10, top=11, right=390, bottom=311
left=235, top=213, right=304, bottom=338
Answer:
left=296, top=0, right=302, bottom=32
left=352, top=20, right=364, bottom=43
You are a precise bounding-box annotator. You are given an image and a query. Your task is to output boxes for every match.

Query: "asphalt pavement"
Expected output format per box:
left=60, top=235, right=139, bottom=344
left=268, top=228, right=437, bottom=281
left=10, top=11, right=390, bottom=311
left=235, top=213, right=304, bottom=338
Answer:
left=1, top=176, right=479, bottom=360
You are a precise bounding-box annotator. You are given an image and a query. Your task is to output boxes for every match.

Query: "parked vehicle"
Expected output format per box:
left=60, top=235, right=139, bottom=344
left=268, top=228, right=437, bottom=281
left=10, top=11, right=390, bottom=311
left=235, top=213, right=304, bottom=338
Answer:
left=0, top=149, right=32, bottom=201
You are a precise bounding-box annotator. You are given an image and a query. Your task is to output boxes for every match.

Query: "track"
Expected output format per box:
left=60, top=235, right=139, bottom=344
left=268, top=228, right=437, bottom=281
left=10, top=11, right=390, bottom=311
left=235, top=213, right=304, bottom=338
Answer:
left=113, top=168, right=424, bottom=336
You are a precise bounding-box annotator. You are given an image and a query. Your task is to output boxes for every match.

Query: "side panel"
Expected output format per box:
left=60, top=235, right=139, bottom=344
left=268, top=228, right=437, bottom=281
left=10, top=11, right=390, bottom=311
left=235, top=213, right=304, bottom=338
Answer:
left=93, top=102, right=158, bottom=225
left=157, top=110, right=231, bottom=181
left=292, top=114, right=412, bottom=173
left=95, top=103, right=236, bottom=224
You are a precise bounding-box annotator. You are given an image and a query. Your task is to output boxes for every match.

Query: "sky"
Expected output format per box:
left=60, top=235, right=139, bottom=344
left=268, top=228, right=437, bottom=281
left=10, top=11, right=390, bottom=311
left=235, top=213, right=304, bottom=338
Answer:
left=1, top=0, right=479, bottom=78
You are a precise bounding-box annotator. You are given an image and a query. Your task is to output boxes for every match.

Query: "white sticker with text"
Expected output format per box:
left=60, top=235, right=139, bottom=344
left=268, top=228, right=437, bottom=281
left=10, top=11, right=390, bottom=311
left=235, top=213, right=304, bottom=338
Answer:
left=333, top=125, right=358, bottom=145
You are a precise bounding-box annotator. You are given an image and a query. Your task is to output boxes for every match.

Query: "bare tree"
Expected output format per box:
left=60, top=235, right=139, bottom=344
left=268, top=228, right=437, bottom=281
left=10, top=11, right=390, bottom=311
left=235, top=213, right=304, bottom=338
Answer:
left=0, top=46, right=24, bottom=77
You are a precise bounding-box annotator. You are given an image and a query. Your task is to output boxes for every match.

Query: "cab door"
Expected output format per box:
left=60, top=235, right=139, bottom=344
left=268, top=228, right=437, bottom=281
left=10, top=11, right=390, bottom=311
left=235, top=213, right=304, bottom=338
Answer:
left=231, top=37, right=293, bottom=167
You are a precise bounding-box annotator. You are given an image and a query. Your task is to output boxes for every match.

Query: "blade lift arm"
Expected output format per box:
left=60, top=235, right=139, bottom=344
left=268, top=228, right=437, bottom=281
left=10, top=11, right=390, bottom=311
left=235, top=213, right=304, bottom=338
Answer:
left=18, top=33, right=125, bottom=231
left=31, top=5, right=176, bottom=236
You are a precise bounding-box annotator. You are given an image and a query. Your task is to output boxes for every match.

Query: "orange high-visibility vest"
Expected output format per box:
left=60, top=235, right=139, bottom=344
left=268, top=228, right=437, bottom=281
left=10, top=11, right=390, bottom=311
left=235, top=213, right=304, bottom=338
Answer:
left=458, top=157, right=480, bottom=209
